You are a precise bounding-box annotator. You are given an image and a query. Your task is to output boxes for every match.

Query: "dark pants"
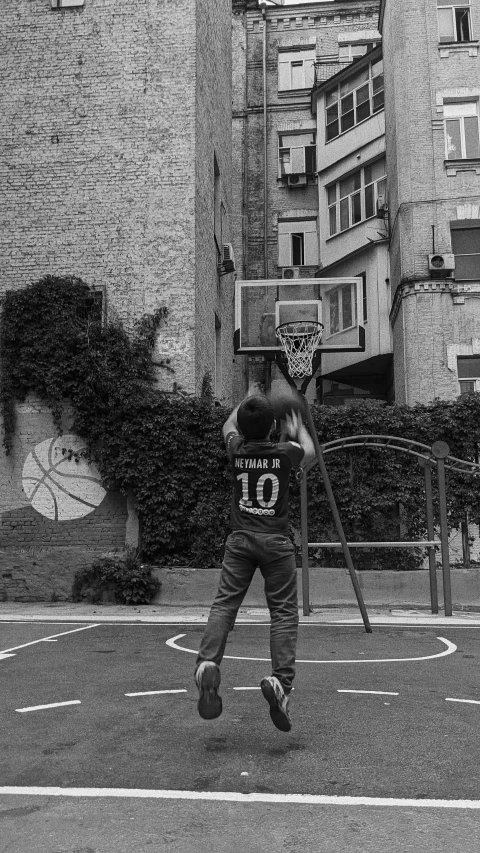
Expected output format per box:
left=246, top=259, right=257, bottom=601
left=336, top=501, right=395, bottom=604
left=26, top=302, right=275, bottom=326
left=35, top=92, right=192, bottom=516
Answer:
left=196, top=530, right=299, bottom=693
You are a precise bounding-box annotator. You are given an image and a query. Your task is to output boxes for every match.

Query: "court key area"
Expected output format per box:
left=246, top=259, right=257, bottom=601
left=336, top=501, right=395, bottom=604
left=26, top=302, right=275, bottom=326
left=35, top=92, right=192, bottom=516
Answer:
left=1, top=617, right=480, bottom=851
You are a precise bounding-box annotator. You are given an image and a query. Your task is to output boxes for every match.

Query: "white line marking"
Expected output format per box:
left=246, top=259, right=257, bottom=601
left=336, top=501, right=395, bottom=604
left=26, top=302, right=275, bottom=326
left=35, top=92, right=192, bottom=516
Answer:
left=165, top=634, right=457, bottom=664
left=16, top=700, right=81, bottom=713
left=0, top=653, right=16, bottom=660
left=1, top=787, right=480, bottom=808
left=232, top=687, right=261, bottom=691
left=445, top=698, right=480, bottom=706
left=337, top=690, right=399, bottom=696
left=125, top=690, right=187, bottom=697
left=0, top=624, right=99, bottom=656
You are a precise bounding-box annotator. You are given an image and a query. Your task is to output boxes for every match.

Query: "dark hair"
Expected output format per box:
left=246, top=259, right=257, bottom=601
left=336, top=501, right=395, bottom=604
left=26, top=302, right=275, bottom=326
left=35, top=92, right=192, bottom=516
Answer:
left=237, top=395, right=274, bottom=440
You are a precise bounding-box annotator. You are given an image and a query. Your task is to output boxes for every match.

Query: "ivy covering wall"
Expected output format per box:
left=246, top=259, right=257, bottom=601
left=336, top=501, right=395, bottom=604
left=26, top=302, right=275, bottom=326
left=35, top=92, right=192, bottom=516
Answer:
left=2, top=277, right=480, bottom=571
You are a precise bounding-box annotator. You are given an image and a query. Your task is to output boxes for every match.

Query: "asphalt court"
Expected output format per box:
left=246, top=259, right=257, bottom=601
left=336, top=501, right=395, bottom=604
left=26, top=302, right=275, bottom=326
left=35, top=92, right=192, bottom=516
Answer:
left=1, top=620, right=480, bottom=804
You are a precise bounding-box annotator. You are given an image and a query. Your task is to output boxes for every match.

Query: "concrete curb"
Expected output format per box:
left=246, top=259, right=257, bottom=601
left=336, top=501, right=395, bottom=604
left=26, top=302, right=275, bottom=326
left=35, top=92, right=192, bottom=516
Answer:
left=151, top=566, right=480, bottom=610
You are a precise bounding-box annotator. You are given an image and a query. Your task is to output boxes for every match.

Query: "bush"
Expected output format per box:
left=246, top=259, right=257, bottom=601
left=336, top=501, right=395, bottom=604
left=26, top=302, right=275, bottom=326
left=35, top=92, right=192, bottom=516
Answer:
left=4, top=277, right=480, bottom=573
left=72, top=551, right=160, bottom=605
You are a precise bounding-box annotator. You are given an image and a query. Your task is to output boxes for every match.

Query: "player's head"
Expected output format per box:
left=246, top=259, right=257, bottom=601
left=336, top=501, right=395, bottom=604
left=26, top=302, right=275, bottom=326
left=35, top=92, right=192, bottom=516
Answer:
left=237, top=395, right=275, bottom=440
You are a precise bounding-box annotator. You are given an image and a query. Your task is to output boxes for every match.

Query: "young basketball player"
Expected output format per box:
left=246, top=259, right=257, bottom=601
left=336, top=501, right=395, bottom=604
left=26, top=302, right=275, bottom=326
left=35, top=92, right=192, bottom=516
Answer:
left=195, top=393, right=315, bottom=732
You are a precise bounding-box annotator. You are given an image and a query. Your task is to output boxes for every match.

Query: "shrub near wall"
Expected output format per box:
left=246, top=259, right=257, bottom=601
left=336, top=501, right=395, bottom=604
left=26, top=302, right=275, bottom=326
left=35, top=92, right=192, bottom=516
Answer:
left=2, top=278, right=480, bottom=571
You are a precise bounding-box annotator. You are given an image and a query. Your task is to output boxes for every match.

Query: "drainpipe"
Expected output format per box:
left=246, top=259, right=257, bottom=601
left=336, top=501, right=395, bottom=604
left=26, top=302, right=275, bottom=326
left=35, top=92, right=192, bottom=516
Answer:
left=261, top=1, right=268, bottom=279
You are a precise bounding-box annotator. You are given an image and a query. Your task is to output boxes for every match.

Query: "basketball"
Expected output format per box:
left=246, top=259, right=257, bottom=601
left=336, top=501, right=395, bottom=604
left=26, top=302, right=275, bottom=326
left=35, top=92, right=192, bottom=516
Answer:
left=267, top=384, right=307, bottom=424
left=22, top=434, right=106, bottom=521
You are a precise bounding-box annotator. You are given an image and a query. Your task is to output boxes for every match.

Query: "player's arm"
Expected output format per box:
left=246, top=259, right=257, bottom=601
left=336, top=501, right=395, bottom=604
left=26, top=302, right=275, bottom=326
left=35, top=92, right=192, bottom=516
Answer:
left=284, top=411, right=315, bottom=467
left=222, top=404, right=240, bottom=441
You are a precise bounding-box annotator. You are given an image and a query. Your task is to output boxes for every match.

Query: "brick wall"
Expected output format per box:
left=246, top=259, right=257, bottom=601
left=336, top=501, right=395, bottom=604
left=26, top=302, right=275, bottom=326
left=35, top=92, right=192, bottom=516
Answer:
left=0, top=0, right=234, bottom=597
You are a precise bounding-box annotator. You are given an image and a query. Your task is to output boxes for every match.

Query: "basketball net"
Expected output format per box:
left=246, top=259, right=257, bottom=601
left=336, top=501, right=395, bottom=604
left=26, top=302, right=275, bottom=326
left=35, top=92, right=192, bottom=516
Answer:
left=275, top=321, right=324, bottom=378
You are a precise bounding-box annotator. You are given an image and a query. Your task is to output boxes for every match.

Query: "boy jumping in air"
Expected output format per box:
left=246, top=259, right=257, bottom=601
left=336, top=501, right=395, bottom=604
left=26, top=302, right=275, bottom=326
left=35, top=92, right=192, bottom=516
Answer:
left=194, top=393, right=315, bottom=732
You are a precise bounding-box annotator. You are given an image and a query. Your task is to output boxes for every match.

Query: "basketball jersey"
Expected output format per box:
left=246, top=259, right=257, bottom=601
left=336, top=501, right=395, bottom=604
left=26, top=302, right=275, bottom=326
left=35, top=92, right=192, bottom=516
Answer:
left=226, top=432, right=304, bottom=533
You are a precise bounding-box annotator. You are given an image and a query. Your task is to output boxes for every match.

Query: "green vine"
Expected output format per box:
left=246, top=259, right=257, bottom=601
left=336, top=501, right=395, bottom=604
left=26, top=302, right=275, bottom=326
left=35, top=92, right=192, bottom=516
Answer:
left=2, top=276, right=480, bottom=572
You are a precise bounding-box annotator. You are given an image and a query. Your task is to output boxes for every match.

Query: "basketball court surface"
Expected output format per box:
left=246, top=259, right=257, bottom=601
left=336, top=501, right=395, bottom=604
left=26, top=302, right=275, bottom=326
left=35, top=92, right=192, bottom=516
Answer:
left=1, top=609, right=480, bottom=851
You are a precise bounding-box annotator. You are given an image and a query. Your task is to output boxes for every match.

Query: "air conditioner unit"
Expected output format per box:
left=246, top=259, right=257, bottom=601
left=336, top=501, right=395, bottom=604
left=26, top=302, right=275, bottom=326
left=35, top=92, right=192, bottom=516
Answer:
left=287, top=174, right=307, bottom=187
left=221, top=243, right=236, bottom=273
left=51, top=0, right=85, bottom=7
left=428, top=253, right=455, bottom=275
left=282, top=267, right=300, bottom=280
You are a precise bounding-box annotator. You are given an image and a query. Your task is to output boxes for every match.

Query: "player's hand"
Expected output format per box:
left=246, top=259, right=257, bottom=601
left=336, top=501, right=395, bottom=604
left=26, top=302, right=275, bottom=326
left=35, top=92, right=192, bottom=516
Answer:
left=284, top=410, right=300, bottom=439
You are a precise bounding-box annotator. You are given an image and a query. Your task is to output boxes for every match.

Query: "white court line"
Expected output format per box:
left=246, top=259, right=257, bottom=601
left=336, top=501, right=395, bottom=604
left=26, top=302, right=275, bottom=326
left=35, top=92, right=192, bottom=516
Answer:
left=446, top=698, right=480, bottom=706
left=337, top=690, right=399, bottom=696
left=16, top=700, right=81, bottom=713
left=165, top=634, right=457, bottom=664
left=125, top=690, right=187, bottom=697
left=1, top=786, right=480, bottom=809
left=0, top=624, right=100, bottom=656
left=232, top=687, right=261, bottom=691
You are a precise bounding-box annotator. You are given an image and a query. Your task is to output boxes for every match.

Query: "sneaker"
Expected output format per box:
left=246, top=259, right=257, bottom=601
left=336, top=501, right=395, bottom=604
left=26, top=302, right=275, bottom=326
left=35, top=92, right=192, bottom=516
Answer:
left=260, top=676, right=292, bottom=732
left=195, top=661, right=222, bottom=720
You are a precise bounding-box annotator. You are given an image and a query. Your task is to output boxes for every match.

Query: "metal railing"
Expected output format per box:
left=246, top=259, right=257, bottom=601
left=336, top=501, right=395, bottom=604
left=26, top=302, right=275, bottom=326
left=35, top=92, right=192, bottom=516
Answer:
left=313, top=60, right=351, bottom=86
left=299, top=435, right=480, bottom=618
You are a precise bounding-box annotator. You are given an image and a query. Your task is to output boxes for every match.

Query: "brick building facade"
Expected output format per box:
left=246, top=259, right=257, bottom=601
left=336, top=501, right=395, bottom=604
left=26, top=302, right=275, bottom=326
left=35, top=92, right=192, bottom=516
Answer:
left=0, top=0, right=234, bottom=598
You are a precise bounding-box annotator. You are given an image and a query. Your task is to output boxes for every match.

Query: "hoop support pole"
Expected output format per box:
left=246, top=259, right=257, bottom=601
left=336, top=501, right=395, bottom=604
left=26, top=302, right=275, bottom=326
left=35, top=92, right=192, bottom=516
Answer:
left=423, top=460, right=439, bottom=614
left=302, top=402, right=372, bottom=634
left=437, top=457, right=452, bottom=617
left=300, top=470, right=310, bottom=615
left=273, top=353, right=371, bottom=631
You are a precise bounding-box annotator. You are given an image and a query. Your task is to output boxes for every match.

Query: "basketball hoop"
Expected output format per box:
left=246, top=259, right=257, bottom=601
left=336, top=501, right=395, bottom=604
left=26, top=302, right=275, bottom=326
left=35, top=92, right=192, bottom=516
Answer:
left=275, top=321, right=324, bottom=378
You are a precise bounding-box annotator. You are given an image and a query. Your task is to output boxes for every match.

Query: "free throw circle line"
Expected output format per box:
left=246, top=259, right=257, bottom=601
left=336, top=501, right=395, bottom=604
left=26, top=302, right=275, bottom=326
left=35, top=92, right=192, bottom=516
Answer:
left=165, top=634, right=457, bottom=663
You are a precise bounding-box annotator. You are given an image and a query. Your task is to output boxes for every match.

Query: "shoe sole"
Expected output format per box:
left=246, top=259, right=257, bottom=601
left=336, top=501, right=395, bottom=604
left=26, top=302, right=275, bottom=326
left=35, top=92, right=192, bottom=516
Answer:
left=197, top=665, right=222, bottom=720
left=260, top=678, right=292, bottom=732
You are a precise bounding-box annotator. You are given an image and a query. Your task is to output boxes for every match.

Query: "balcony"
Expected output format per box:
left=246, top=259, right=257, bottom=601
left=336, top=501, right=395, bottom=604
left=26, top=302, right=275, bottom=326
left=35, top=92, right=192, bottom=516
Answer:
left=314, top=60, right=351, bottom=86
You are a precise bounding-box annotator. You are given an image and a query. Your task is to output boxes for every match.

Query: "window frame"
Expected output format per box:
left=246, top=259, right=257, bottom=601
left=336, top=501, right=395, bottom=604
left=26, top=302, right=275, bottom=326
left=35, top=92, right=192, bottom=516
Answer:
left=451, top=219, right=480, bottom=280
left=326, top=281, right=357, bottom=337
left=325, top=59, right=384, bottom=142
left=278, top=49, right=316, bottom=92
left=277, top=219, right=319, bottom=267
left=338, top=41, right=378, bottom=62
left=457, top=355, right=480, bottom=393
left=444, top=100, right=480, bottom=160
left=437, top=0, right=473, bottom=43
left=278, top=131, right=316, bottom=178
left=327, top=159, right=387, bottom=237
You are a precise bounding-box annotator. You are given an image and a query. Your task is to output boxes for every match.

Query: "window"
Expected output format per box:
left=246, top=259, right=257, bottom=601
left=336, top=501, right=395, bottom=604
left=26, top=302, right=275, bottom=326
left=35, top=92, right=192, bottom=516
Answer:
left=278, top=132, right=316, bottom=177
left=338, top=42, right=378, bottom=62
left=327, top=159, right=386, bottom=236
left=437, top=0, right=472, bottom=42
left=357, top=271, right=367, bottom=323
left=458, top=356, right=480, bottom=393
left=327, top=282, right=356, bottom=336
left=278, top=219, right=318, bottom=267
left=451, top=220, right=480, bottom=279
left=325, top=59, right=384, bottom=142
left=444, top=101, right=480, bottom=159
left=80, top=289, right=104, bottom=325
left=278, top=50, right=315, bottom=92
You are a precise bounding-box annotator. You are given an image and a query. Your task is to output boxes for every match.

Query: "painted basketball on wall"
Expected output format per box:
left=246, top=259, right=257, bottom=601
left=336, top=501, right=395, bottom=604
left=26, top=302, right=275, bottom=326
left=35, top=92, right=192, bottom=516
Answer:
left=22, top=435, right=106, bottom=521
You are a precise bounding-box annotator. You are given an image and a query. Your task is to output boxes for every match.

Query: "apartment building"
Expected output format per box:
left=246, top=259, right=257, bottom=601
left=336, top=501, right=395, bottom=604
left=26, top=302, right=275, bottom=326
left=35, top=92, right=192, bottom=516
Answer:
left=312, top=42, right=392, bottom=404
left=380, top=0, right=480, bottom=404
left=231, top=0, right=388, bottom=399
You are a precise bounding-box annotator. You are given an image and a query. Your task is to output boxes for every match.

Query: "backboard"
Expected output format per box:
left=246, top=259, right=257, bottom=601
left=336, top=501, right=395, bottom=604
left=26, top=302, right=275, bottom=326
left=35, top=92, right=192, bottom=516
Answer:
left=234, top=278, right=365, bottom=354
